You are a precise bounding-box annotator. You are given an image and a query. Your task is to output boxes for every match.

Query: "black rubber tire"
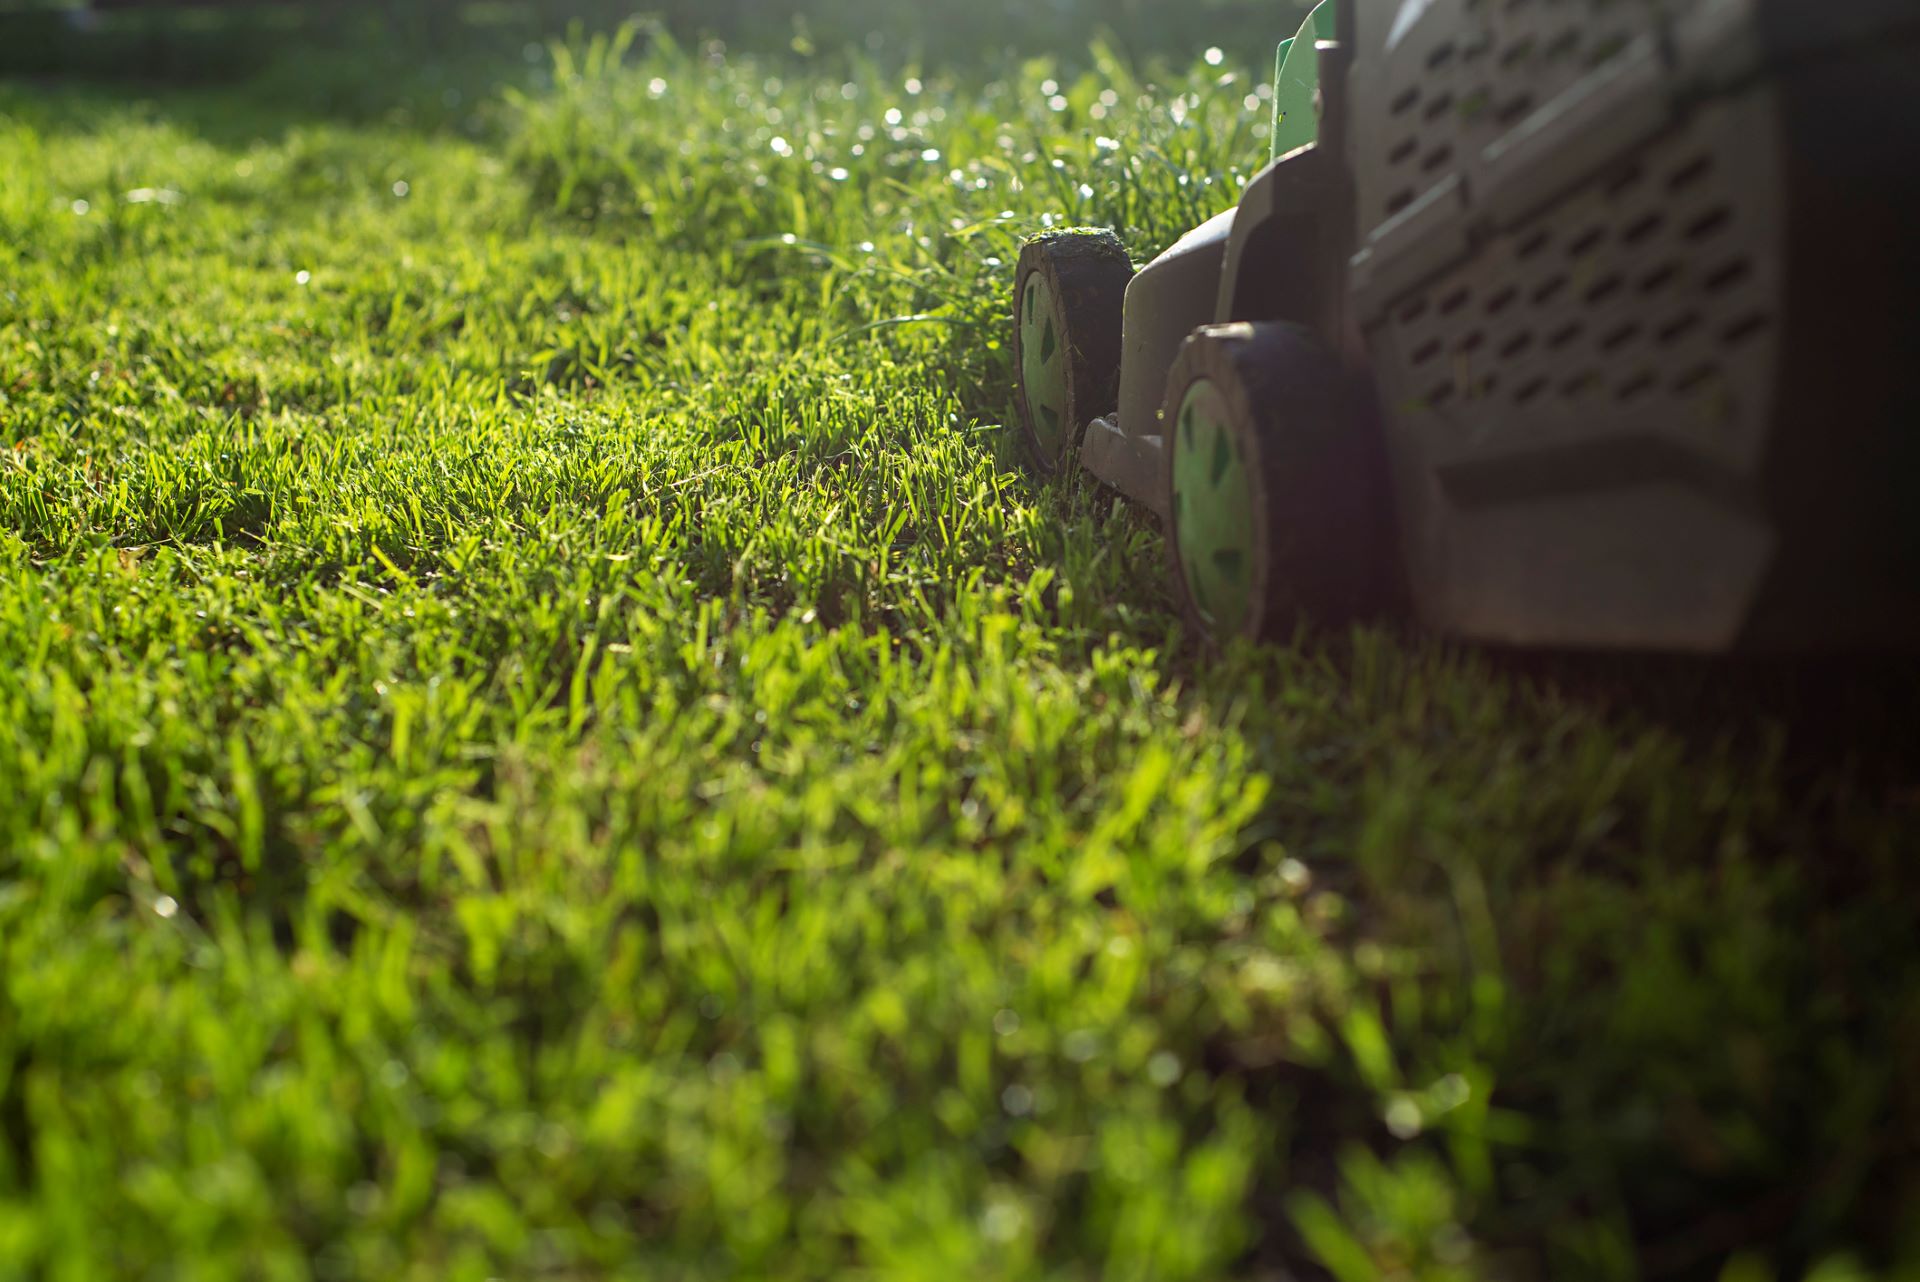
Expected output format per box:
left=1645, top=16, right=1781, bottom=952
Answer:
left=1162, top=322, right=1394, bottom=643
left=1011, top=230, right=1134, bottom=474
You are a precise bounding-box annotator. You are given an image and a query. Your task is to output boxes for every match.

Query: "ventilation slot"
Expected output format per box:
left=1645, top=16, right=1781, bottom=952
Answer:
left=1561, top=370, right=1600, bottom=399
left=1657, top=313, right=1702, bottom=343
left=1639, top=263, right=1680, bottom=295
left=1721, top=314, right=1771, bottom=346
left=1391, top=87, right=1422, bottom=116
left=1672, top=365, right=1716, bottom=394
left=1617, top=371, right=1657, bottom=401
left=1668, top=156, right=1713, bottom=193
left=1703, top=260, right=1753, bottom=293
left=1684, top=208, right=1733, bottom=242
left=1585, top=274, right=1624, bottom=305
left=1498, top=95, right=1536, bottom=125
left=1566, top=226, right=1607, bottom=257
left=1621, top=212, right=1664, bottom=246
left=1600, top=322, right=1641, bottom=353
left=1605, top=163, right=1645, bottom=199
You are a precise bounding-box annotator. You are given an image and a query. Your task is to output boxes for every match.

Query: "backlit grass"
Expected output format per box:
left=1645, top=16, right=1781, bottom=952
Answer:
left=2, top=16, right=1917, bottom=1281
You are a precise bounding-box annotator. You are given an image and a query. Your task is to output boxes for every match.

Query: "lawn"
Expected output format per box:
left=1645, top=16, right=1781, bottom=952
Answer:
left=2, top=9, right=1918, bottom=1280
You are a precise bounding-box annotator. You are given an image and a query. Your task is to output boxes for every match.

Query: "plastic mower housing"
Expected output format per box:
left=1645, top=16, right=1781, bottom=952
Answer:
left=1014, top=0, right=1920, bottom=651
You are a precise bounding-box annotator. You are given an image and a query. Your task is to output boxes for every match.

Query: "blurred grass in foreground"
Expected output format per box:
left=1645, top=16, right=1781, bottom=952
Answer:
left=2, top=12, right=1918, bottom=1281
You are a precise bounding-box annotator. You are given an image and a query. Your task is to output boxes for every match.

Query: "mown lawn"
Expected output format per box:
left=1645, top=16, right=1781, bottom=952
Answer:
left=2, top=14, right=1917, bottom=1281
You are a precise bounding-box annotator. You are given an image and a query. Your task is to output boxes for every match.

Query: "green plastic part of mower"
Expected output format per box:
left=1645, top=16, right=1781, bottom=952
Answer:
left=1271, top=0, right=1336, bottom=164
left=1171, top=378, right=1257, bottom=635
left=1019, top=272, right=1070, bottom=457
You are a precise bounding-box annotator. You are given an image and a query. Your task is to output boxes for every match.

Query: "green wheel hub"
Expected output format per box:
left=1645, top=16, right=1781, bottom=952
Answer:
left=1171, top=378, right=1258, bottom=635
left=1019, top=272, right=1070, bottom=457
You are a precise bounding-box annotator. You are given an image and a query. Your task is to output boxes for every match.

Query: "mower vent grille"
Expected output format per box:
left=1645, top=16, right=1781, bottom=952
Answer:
left=1371, top=0, right=1705, bottom=229
left=1375, top=88, right=1781, bottom=464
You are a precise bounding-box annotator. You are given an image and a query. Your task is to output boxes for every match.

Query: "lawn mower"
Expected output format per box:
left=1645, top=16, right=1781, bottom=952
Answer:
left=1014, top=0, right=1920, bottom=651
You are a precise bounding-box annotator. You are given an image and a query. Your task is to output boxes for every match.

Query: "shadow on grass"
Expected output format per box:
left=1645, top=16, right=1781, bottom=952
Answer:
left=1191, top=627, right=1920, bottom=1275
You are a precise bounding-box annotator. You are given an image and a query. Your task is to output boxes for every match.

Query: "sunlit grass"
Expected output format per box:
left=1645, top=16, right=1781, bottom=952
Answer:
left=1, top=19, right=1916, bottom=1281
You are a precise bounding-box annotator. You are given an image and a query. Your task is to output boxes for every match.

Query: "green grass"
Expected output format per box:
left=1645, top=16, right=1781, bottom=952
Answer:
left=3, top=17, right=1919, bottom=1281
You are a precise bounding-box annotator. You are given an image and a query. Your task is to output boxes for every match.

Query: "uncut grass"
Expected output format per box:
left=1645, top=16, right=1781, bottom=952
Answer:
left=3, top=21, right=1918, bottom=1282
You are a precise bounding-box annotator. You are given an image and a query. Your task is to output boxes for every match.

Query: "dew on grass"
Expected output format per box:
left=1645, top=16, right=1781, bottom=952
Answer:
left=1062, top=1030, right=1100, bottom=1063
left=1385, top=1095, right=1424, bottom=1139
left=981, top=1200, right=1026, bottom=1243
left=1147, top=1051, right=1182, bottom=1087
left=993, top=1008, right=1020, bottom=1036
left=1242, top=957, right=1292, bottom=993
left=153, top=894, right=178, bottom=919
left=1431, top=1073, right=1472, bottom=1112
left=1001, top=1084, right=1034, bottom=1116
left=536, top=1124, right=570, bottom=1158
